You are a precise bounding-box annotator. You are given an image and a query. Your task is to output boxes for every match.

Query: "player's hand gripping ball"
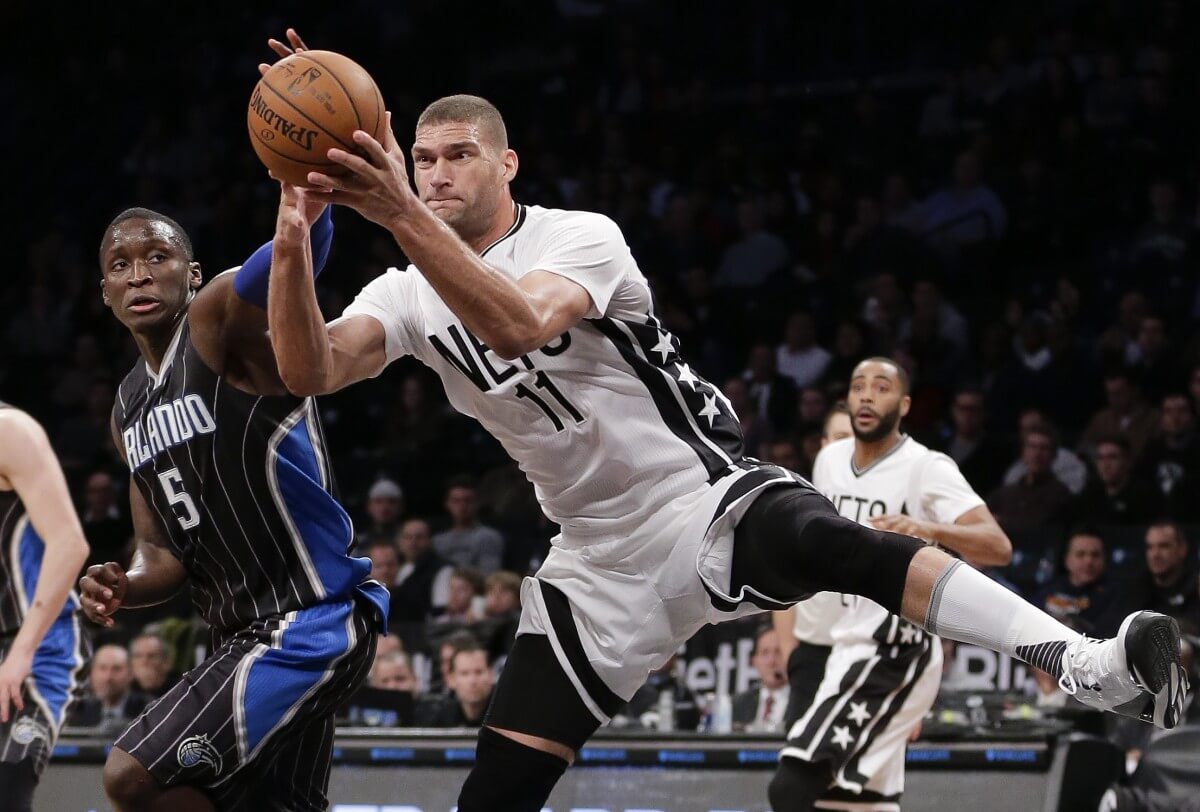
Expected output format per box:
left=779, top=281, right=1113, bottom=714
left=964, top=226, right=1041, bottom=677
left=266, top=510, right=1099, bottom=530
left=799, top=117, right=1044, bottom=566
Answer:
left=248, top=50, right=385, bottom=187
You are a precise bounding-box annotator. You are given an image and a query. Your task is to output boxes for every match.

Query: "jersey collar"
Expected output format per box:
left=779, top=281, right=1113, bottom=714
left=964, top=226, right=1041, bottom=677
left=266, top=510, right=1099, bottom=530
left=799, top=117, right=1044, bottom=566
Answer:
left=850, top=433, right=909, bottom=477
left=145, top=317, right=186, bottom=390
left=479, top=202, right=526, bottom=257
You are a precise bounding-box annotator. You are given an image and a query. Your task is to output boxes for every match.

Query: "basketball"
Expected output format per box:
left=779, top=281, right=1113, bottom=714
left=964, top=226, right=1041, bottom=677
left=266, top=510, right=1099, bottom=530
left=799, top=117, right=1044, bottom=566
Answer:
left=247, top=50, right=385, bottom=186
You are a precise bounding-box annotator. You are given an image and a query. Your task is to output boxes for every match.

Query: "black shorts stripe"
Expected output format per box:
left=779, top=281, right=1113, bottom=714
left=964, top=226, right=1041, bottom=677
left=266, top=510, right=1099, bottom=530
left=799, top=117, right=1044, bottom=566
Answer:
left=588, top=317, right=739, bottom=478
left=839, top=640, right=935, bottom=789
left=537, top=580, right=625, bottom=718
left=788, top=658, right=872, bottom=753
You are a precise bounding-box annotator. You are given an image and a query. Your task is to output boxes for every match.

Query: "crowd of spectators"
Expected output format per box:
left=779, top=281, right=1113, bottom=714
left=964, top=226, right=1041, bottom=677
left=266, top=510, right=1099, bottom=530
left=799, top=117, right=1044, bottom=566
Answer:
left=4, top=0, right=1199, bottom=756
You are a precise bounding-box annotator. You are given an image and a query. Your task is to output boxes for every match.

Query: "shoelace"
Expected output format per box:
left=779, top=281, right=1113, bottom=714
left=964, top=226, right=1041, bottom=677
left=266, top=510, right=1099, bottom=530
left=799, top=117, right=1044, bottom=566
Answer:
left=1058, top=637, right=1099, bottom=695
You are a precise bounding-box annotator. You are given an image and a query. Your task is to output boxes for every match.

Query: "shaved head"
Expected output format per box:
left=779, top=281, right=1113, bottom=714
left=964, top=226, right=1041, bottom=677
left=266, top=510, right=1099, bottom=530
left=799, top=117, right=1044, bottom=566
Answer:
left=417, top=94, right=508, bottom=150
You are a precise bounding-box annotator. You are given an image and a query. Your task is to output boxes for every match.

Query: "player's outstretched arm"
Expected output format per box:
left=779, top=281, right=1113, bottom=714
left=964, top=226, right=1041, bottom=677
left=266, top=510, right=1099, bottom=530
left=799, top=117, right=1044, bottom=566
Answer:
left=80, top=420, right=187, bottom=628
left=870, top=505, right=1012, bottom=568
left=0, top=409, right=89, bottom=722
left=267, top=181, right=390, bottom=396
left=306, top=116, right=594, bottom=360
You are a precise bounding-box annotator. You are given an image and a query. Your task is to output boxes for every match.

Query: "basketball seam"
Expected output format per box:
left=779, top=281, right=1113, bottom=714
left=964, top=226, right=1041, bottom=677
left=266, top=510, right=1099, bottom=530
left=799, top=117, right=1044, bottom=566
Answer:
left=293, top=52, right=365, bottom=133
left=248, top=121, right=342, bottom=168
left=258, top=78, right=356, bottom=152
left=372, top=82, right=384, bottom=139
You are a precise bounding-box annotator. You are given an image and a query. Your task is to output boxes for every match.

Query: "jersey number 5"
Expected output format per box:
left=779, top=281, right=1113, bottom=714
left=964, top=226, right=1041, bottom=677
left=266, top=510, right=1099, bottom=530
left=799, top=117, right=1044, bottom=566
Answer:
left=158, top=468, right=200, bottom=530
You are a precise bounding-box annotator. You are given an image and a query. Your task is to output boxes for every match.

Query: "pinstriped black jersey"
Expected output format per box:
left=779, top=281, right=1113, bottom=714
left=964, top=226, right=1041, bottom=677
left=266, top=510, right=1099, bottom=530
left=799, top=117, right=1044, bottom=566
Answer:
left=113, top=318, right=388, bottom=636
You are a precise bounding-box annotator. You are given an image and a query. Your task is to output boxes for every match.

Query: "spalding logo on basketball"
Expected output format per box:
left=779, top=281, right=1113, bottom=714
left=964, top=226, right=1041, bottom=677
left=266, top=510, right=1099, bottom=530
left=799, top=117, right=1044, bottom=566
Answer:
left=247, top=50, right=385, bottom=187
left=177, top=733, right=223, bottom=773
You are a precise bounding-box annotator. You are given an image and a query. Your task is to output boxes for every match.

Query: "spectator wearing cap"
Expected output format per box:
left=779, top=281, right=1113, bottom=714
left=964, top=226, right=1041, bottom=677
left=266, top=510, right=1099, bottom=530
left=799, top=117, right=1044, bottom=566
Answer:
left=1081, top=368, right=1160, bottom=463
left=433, top=477, right=504, bottom=575
left=1076, top=435, right=1162, bottom=525
left=356, top=479, right=405, bottom=551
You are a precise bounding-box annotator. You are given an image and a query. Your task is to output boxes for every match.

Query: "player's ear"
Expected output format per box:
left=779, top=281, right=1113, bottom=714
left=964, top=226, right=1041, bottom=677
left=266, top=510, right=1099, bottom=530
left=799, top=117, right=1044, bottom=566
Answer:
left=188, top=261, right=203, bottom=291
left=900, top=395, right=912, bottom=418
left=501, top=149, right=518, bottom=184
left=100, top=277, right=111, bottom=306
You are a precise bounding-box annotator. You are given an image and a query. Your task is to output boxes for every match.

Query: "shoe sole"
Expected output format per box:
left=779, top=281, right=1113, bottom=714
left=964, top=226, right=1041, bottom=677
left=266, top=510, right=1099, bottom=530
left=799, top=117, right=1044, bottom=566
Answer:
left=1122, top=612, right=1190, bottom=729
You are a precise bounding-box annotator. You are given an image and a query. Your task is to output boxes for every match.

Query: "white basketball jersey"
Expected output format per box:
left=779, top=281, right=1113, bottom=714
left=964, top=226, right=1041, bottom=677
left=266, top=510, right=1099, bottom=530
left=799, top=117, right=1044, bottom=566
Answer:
left=811, top=435, right=983, bottom=647
left=343, top=204, right=745, bottom=539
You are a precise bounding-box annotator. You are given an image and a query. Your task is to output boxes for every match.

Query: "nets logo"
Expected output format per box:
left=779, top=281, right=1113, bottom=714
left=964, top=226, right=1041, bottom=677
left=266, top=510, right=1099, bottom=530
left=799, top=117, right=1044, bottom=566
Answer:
left=176, top=734, right=223, bottom=774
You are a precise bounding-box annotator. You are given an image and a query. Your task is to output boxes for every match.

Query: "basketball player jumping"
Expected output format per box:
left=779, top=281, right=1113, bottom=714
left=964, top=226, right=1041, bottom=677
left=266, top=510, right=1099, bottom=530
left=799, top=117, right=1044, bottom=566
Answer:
left=0, top=405, right=90, bottom=812
left=263, top=29, right=1188, bottom=812
left=771, top=358, right=1010, bottom=811
left=78, top=199, right=389, bottom=811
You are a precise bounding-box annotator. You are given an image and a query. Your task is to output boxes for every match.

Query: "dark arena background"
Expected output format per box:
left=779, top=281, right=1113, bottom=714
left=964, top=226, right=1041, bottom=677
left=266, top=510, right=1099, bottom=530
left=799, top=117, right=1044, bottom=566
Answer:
left=2, top=1, right=1199, bottom=810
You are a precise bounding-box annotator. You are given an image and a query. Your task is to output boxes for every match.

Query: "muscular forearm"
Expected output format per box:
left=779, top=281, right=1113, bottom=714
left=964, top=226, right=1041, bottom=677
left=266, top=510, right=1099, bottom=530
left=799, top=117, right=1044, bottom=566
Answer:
left=388, top=201, right=542, bottom=358
left=268, top=237, right=336, bottom=395
left=122, top=545, right=187, bottom=609
left=928, top=522, right=1012, bottom=568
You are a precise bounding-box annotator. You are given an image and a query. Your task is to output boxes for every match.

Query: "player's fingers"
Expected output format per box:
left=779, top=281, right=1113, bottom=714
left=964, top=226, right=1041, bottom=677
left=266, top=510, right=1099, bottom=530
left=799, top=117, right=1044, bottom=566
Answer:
left=349, top=131, right=390, bottom=168
left=0, top=688, right=9, bottom=723
left=382, top=111, right=399, bottom=152
left=267, top=38, right=294, bottom=58
left=287, top=28, right=309, bottom=51
left=10, top=685, right=23, bottom=713
left=326, top=147, right=377, bottom=177
left=303, top=189, right=356, bottom=209
left=101, top=562, right=124, bottom=583
left=258, top=62, right=271, bottom=77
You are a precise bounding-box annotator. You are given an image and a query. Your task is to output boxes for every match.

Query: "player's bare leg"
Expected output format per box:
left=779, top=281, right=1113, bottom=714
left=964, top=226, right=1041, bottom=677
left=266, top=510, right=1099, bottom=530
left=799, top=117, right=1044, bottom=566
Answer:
left=487, top=727, right=575, bottom=763
left=102, top=748, right=215, bottom=812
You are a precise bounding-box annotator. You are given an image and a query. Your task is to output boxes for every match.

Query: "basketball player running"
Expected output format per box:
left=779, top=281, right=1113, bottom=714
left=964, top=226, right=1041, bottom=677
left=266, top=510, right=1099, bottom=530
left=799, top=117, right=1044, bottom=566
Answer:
left=78, top=200, right=389, bottom=811
left=0, top=405, right=90, bottom=812
left=770, top=359, right=1011, bottom=811
left=262, top=30, right=1188, bottom=811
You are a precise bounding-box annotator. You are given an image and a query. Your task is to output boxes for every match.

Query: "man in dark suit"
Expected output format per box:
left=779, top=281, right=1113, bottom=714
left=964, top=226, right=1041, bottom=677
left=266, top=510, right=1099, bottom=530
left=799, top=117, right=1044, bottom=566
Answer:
left=67, top=644, right=150, bottom=733
left=733, top=625, right=790, bottom=732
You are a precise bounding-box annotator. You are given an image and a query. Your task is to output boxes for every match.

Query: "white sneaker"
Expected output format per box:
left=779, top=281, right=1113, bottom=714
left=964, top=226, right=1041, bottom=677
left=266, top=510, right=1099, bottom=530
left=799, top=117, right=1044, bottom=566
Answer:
left=1058, top=611, right=1189, bottom=730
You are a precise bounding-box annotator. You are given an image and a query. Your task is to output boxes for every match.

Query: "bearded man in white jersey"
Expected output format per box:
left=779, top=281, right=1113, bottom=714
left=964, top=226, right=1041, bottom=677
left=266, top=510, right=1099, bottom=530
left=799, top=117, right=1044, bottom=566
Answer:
left=260, top=29, right=1188, bottom=812
left=771, top=359, right=1012, bottom=811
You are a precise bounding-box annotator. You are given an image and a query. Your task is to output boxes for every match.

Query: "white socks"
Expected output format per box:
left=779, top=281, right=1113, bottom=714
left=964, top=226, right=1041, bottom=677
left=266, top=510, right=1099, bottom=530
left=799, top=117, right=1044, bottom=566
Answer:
left=924, top=560, right=1083, bottom=677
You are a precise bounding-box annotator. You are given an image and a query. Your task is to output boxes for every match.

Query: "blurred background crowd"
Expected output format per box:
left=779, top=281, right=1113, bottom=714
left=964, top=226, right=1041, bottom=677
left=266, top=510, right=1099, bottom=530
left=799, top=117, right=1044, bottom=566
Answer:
left=2, top=0, right=1198, bottom=767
